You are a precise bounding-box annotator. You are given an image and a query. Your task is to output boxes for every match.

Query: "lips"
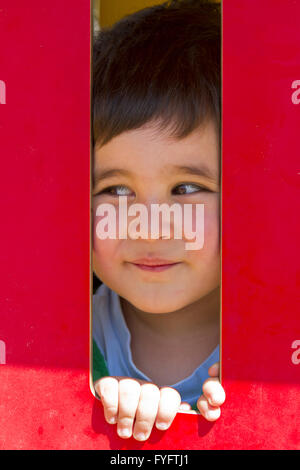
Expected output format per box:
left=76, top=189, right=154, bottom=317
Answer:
left=130, top=258, right=179, bottom=266
left=128, top=258, right=181, bottom=272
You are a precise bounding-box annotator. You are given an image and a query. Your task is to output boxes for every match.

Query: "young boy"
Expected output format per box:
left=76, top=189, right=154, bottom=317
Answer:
left=92, top=0, right=225, bottom=441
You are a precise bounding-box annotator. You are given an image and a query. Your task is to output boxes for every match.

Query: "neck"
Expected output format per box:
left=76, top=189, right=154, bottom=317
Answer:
left=120, top=287, right=220, bottom=341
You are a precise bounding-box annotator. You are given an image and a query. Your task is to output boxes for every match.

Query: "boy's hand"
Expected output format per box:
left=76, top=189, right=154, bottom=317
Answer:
left=196, top=362, right=226, bottom=421
left=94, top=363, right=225, bottom=441
left=94, top=376, right=189, bottom=441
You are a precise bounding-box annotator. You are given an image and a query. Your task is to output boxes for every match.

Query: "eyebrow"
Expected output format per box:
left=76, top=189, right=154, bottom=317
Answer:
left=172, top=165, right=218, bottom=181
left=93, top=164, right=217, bottom=185
left=93, top=168, right=132, bottom=185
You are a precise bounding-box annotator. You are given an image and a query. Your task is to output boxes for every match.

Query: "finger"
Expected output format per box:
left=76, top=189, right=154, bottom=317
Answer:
left=197, top=394, right=221, bottom=421
left=155, top=387, right=181, bottom=431
left=117, top=378, right=141, bottom=439
left=132, top=383, right=161, bottom=441
left=114, top=376, right=151, bottom=386
left=202, top=377, right=226, bottom=407
left=179, top=402, right=192, bottom=411
left=208, top=362, right=219, bottom=377
left=95, top=377, right=119, bottom=424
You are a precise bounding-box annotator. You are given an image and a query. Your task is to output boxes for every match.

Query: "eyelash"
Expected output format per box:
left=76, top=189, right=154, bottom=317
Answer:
left=94, top=183, right=211, bottom=197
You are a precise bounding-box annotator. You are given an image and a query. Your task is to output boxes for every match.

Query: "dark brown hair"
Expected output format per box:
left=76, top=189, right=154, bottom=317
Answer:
left=92, top=0, right=221, bottom=149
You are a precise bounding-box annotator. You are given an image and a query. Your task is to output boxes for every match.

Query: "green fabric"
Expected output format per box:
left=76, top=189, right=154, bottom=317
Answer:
left=93, top=339, right=199, bottom=411
left=92, top=339, right=109, bottom=383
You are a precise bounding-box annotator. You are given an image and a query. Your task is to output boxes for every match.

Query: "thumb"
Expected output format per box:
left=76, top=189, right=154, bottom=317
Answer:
left=208, top=362, right=219, bottom=377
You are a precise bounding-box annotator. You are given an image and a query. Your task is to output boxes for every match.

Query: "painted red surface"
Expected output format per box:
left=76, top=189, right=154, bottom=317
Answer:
left=0, top=0, right=299, bottom=449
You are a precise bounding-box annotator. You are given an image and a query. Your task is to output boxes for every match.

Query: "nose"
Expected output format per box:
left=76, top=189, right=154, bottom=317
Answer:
left=127, top=198, right=182, bottom=241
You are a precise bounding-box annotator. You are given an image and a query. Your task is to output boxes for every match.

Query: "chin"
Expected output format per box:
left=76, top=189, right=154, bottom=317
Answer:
left=127, top=295, right=189, bottom=314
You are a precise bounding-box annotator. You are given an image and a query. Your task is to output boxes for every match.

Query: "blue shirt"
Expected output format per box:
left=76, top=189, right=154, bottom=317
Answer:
left=93, top=282, right=219, bottom=408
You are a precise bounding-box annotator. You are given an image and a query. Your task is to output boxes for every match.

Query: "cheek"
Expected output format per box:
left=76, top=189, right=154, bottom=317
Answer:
left=92, top=237, right=122, bottom=285
left=181, top=199, right=219, bottom=252
left=204, top=206, right=220, bottom=249
left=92, top=201, right=121, bottom=270
left=187, top=207, right=220, bottom=286
left=93, top=236, right=118, bottom=262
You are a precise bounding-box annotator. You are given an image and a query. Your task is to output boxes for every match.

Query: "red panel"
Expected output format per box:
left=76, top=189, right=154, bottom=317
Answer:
left=0, top=0, right=299, bottom=449
left=221, top=0, right=300, bottom=449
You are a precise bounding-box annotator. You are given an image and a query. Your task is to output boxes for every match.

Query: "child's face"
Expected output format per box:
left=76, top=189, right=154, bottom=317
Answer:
left=92, top=119, right=220, bottom=313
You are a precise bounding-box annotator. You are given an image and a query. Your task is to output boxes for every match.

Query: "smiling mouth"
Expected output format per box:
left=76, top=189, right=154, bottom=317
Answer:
left=128, top=262, right=181, bottom=272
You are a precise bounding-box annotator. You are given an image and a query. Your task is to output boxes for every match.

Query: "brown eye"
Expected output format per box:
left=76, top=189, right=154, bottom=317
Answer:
left=95, top=185, right=133, bottom=196
left=174, top=183, right=206, bottom=195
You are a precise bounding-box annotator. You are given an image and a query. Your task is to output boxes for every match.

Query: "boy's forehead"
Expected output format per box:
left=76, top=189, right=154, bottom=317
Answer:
left=95, top=117, right=218, bottom=146
left=93, top=119, right=219, bottom=179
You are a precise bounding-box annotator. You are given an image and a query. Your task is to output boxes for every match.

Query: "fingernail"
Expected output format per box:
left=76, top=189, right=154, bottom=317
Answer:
left=208, top=393, right=222, bottom=406
left=107, top=417, right=117, bottom=424
left=118, top=428, right=131, bottom=438
left=135, top=432, right=147, bottom=441
left=156, top=422, right=169, bottom=430
left=180, top=403, right=191, bottom=410
left=206, top=408, right=221, bottom=421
